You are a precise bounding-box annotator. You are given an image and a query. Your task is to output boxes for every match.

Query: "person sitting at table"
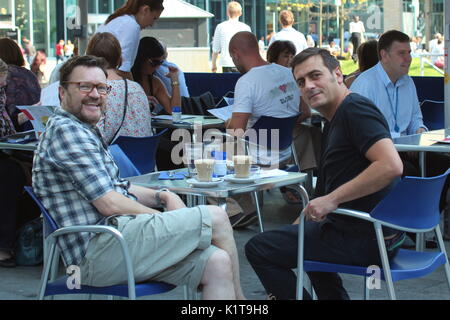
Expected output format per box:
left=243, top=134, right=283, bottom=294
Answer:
left=0, top=58, right=39, bottom=268
left=132, top=36, right=181, bottom=115
left=245, top=47, right=404, bottom=300
left=344, top=40, right=379, bottom=88
left=350, top=30, right=449, bottom=246
left=225, top=31, right=305, bottom=227
left=86, top=32, right=152, bottom=145
left=0, top=38, right=41, bottom=131
left=154, top=41, right=190, bottom=99
left=32, top=55, right=246, bottom=299
left=266, top=40, right=296, bottom=68
left=350, top=30, right=427, bottom=177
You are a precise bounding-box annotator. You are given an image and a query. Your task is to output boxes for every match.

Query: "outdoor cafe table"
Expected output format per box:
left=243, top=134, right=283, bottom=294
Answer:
left=0, top=140, right=37, bottom=152
left=393, top=129, right=450, bottom=177
left=393, top=129, right=450, bottom=251
left=151, top=115, right=225, bottom=130
left=127, top=170, right=309, bottom=232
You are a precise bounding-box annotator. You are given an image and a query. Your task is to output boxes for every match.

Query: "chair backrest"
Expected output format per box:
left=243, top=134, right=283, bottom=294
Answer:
left=249, top=115, right=299, bottom=150
left=113, top=128, right=168, bottom=175
left=23, top=186, right=59, bottom=237
left=370, top=169, right=450, bottom=230
left=181, top=92, right=215, bottom=115
left=420, top=100, right=444, bottom=130
left=108, top=145, right=141, bottom=178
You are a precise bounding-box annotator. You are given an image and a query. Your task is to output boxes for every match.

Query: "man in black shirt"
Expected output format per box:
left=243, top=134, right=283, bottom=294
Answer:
left=245, top=48, right=404, bottom=300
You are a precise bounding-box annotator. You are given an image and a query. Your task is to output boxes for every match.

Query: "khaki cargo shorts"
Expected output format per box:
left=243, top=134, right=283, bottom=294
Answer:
left=79, top=205, right=217, bottom=290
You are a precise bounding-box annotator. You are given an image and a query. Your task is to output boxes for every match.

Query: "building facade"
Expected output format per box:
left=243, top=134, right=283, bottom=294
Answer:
left=0, top=0, right=444, bottom=57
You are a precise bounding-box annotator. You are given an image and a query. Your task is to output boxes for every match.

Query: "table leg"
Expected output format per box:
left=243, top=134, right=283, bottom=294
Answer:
left=253, top=191, right=264, bottom=233
left=416, top=151, right=426, bottom=252
left=419, top=151, right=426, bottom=177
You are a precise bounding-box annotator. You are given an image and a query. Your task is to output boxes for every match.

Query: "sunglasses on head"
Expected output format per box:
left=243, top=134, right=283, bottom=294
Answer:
left=148, top=58, right=164, bottom=67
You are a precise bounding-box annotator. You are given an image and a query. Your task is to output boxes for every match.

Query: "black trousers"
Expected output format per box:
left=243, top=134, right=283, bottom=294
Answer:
left=351, top=32, right=362, bottom=59
left=0, top=156, right=26, bottom=252
left=245, top=221, right=398, bottom=300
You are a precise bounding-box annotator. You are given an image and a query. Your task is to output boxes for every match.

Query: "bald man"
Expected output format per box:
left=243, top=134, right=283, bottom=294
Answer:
left=223, top=31, right=305, bottom=228
left=227, top=31, right=303, bottom=132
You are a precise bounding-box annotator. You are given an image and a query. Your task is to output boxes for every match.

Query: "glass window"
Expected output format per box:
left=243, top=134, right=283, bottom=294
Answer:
left=99, top=0, right=111, bottom=14
left=0, top=0, right=10, bottom=15
left=33, top=0, right=48, bottom=51
left=15, top=0, right=30, bottom=39
left=114, top=0, right=126, bottom=10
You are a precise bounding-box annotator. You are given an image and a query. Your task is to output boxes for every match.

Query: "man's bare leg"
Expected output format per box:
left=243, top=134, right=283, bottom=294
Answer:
left=201, top=249, right=236, bottom=299
left=207, top=205, right=246, bottom=300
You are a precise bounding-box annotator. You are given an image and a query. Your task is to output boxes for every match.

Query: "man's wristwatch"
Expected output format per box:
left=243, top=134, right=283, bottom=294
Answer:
left=155, top=188, right=170, bottom=208
left=172, top=80, right=179, bottom=86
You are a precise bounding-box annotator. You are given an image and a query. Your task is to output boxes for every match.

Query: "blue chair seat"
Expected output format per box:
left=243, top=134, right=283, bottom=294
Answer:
left=44, top=276, right=175, bottom=298
left=304, top=249, right=447, bottom=282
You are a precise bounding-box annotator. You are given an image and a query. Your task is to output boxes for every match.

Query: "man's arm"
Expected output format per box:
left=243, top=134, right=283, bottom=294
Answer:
left=211, top=52, right=219, bottom=73
left=226, top=112, right=251, bottom=131
left=304, top=138, right=403, bottom=221
left=92, top=185, right=186, bottom=217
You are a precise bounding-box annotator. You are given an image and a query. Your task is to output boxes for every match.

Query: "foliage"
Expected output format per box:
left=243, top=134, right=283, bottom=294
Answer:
left=340, top=58, right=444, bottom=77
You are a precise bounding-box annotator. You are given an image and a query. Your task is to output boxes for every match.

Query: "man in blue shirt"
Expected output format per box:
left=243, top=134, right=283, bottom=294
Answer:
left=350, top=30, right=427, bottom=139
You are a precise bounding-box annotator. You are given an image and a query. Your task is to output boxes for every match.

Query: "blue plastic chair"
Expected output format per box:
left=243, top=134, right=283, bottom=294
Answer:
left=242, top=115, right=301, bottom=232
left=296, top=169, right=450, bottom=300
left=113, top=128, right=169, bottom=175
left=108, top=144, right=141, bottom=178
left=23, top=186, right=176, bottom=300
left=420, top=100, right=444, bottom=130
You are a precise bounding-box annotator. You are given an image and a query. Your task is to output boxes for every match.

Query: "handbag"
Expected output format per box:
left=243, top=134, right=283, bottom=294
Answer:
left=109, top=77, right=128, bottom=144
left=14, top=217, right=43, bottom=266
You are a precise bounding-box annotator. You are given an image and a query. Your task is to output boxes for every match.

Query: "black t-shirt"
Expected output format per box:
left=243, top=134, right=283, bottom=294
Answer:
left=315, top=93, right=396, bottom=235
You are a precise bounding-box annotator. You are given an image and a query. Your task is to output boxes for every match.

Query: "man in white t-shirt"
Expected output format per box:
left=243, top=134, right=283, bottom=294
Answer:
left=269, top=10, right=308, bottom=55
left=222, top=31, right=302, bottom=228
left=211, top=1, right=251, bottom=73
left=349, top=16, right=366, bottom=60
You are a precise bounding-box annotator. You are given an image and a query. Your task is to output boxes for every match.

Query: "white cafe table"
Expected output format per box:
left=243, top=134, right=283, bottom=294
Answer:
left=127, top=170, right=309, bottom=233
left=393, top=129, right=450, bottom=177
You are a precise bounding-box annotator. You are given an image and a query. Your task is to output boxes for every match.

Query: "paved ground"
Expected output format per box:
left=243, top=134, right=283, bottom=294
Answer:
left=1, top=188, right=449, bottom=300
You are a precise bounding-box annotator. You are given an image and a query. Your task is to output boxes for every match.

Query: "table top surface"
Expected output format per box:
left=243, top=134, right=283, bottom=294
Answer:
left=151, top=115, right=225, bottom=130
left=393, top=129, right=450, bottom=152
left=128, top=170, right=307, bottom=198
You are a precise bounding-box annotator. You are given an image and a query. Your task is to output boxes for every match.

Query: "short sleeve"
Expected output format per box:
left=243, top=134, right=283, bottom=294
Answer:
left=212, top=24, right=222, bottom=53
left=343, top=96, right=391, bottom=156
left=232, top=78, right=253, bottom=114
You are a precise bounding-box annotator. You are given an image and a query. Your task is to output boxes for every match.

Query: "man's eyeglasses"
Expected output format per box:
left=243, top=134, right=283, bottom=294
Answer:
left=148, top=58, right=164, bottom=67
left=63, top=81, right=111, bottom=95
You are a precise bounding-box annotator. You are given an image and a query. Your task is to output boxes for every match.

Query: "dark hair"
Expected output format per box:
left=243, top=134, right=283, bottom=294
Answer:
left=0, top=38, right=26, bottom=67
left=105, top=0, right=164, bottom=24
left=357, top=40, right=379, bottom=72
left=378, top=30, right=410, bottom=59
left=59, top=55, right=108, bottom=86
left=86, top=32, right=122, bottom=69
left=267, top=40, right=296, bottom=63
left=291, top=47, right=340, bottom=73
left=131, top=37, right=164, bottom=82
